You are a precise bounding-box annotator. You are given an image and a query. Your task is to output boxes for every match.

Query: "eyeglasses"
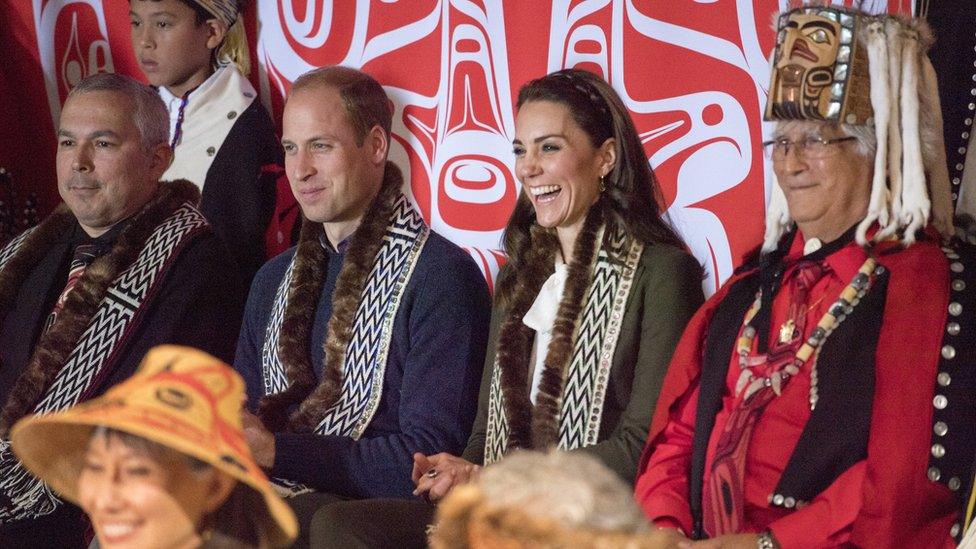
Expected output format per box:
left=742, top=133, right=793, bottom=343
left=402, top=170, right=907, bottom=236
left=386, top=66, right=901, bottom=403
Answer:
left=761, top=136, right=857, bottom=160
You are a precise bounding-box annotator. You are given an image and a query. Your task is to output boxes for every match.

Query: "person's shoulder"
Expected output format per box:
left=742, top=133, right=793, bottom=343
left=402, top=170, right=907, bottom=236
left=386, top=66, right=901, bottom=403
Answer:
left=877, top=234, right=966, bottom=272
left=204, top=69, right=278, bottom=151
left=235, top=99, right=276, bottom=134
left=222, top=100, right=279, bottom=151
left=236, top=247, right=297, bottom=309
left=417, top=230, right=489, bottom=290
left=636, top=242, right=702, bottom=281
left=166, top=220, right=223, bottom=263
left=421, top=230, right=479, bottom=268
left=927, top=235, right=976, bottom=259
left=253, top=247, right=297, bottom=284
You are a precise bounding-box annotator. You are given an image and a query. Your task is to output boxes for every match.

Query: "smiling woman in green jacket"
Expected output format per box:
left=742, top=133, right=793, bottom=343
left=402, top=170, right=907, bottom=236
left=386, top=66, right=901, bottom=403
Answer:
left=305, top=68, right=704, bottom=548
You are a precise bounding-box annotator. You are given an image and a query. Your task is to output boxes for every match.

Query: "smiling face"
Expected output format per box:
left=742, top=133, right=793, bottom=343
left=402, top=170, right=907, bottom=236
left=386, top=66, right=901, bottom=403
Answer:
left=56, top=90, right=169, bottom=237
left=281, top=85, right=388, bottom=245
left=77, top=432, right=230, bottom=549
left=129, top=0, right=220, bottom=97
left=773, top=121, right=871, bottom=242
left=513, top=100, right=614, bottom=238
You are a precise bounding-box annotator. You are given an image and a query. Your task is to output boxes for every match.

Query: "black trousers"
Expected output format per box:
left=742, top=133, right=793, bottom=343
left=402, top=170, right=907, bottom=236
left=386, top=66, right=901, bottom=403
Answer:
left=287, top=493, right=435, bottom=549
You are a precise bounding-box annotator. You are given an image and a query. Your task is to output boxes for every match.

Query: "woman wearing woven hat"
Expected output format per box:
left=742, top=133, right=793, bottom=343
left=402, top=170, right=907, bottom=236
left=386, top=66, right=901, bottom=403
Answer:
left=10, top=345, right=298, bottom=549
left=128, top=0, right=283, bottom=286
left=307, top=68, right=703, bottom=547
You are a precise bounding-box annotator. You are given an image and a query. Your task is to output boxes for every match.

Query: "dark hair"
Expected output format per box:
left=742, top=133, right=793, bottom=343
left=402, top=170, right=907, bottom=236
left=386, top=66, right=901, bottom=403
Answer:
left=498, top=69, right=686, bottom=301
left=89, top=427, right=267, bottom=548
left=290, top=65, right=393, bottom=146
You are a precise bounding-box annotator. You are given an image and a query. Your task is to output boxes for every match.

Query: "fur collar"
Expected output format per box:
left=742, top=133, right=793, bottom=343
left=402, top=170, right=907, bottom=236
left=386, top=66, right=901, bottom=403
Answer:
left=0, top=180, right=200, bottom=434
left=257, top=162, right=404, bottom=432
left=495, top=206, right=604, bottom=451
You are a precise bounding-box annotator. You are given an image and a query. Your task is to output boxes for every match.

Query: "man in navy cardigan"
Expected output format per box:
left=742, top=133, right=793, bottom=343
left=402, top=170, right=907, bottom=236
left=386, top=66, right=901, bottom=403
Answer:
left=234, top=66, right=490, bottom=545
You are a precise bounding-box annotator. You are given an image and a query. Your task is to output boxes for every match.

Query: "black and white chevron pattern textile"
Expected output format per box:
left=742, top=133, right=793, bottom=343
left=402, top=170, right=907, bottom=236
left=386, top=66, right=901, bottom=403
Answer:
left=0, top=229, right=35, bottom=270
left=261, top=261, right=295, bottom=396
left=262, top=193, right=428, bottom=439
left=558, top=229, right=640, bottom=449
left=484, top=363, right=509, bottom=463
left=484, top=227, right=643, bottom=463
left=0, top=203, right=208, bottom=522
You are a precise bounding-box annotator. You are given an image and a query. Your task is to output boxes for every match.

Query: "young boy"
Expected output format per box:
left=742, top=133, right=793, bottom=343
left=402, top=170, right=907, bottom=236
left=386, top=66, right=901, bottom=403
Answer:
left=129, top=0, right=282, bottom=285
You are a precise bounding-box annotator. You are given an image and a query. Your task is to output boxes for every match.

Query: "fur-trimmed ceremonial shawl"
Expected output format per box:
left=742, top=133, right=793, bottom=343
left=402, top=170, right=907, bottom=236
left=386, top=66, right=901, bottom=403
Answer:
left=0, top=180, right=208, bottom=521
left=483, top=207, right=644, bottom=463
left=257, top=163, right=429, bottom=463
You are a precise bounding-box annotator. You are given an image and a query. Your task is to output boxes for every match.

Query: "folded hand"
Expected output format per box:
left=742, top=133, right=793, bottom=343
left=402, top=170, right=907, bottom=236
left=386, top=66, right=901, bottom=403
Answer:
left=411, top=452, right=480, bottom=503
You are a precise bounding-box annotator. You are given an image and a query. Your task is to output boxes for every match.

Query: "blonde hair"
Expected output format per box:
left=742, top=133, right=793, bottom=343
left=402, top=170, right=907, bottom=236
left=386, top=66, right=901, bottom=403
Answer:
left=431, top=451, right=661, bottom=548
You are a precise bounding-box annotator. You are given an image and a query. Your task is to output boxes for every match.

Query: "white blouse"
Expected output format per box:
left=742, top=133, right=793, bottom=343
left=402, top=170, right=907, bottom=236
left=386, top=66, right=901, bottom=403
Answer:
left=522, top=256, right=568, bottom=404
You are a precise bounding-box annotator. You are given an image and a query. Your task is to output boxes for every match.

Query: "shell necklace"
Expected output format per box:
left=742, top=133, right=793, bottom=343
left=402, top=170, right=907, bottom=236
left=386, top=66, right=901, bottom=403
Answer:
left=735, top=257, right=882, bottom=410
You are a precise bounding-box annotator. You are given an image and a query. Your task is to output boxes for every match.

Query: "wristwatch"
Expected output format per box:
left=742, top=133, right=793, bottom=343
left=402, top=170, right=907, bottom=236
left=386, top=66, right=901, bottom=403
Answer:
left=757, top=530, right=779, bottom=549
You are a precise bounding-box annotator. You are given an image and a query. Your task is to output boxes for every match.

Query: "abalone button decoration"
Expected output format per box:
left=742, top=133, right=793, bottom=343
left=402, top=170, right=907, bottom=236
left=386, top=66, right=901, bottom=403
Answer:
left=942, top=345, right=957, bottom=360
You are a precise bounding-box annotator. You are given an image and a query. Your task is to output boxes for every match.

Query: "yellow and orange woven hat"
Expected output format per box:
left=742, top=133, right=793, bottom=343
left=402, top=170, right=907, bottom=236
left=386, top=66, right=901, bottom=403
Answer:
left=9, top=345, right=297, bottom=548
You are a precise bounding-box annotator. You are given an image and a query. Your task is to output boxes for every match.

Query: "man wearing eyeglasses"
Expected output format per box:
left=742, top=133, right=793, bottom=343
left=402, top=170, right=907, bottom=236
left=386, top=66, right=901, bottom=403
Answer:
left=634, top=6, right=976, bottom=549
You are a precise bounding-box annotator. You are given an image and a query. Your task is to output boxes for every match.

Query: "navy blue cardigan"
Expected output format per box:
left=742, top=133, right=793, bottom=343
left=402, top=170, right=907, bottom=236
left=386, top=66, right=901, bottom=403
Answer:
left=234, top=230, right=491, bottom=499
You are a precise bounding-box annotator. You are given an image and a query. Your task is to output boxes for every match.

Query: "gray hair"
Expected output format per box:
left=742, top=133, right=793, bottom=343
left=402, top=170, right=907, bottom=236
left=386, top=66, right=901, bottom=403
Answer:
left=67, top=73, right=169, bottom=149
left=475, top=450, right=650, bottom=533
left=774, top=119, right=877, bottom=158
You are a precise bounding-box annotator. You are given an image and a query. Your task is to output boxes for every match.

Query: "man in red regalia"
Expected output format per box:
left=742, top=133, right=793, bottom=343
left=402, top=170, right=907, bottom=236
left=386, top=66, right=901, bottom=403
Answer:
left=635, top=5, right=976, bottom=548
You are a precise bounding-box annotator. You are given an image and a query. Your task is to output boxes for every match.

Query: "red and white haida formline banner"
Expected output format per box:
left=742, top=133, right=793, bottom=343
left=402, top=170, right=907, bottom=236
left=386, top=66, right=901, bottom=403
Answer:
left=0, top=0, right=912, bottom=294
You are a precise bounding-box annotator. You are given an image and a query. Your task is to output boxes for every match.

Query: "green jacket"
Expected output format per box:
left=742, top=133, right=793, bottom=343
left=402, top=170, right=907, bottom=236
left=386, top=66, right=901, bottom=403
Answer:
left=462, top=243, right=704, bottom=484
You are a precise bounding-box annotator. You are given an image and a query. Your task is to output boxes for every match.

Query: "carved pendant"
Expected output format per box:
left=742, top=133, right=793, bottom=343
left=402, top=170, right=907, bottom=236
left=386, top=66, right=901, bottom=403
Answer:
left=779, top=319, right=796, bottom=343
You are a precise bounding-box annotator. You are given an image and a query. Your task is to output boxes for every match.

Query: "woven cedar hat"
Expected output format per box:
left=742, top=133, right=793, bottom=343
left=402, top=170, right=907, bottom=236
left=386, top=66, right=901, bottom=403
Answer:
left=762, top=2, right=953, bottom=252
left=9, top=345, right=297, bottom=548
